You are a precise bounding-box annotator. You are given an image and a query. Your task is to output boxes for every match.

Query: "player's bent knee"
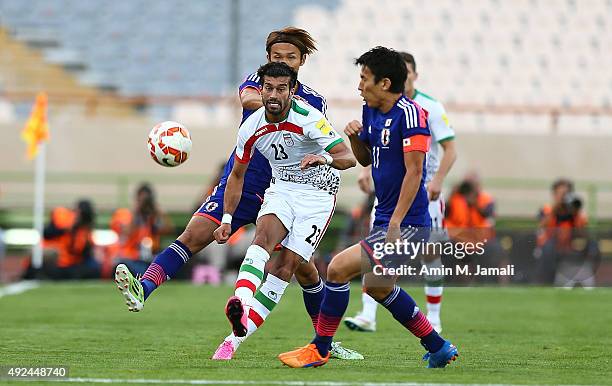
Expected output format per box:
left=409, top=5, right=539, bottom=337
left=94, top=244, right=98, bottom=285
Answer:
left=270, top=250, right=303, bottom=281
left=252, top=233, right=278, bottom=254
left=251, top=239, right=273, bottom=255
left=178, top=216, right=217, bottom=253
left=295, top=261, right=320, bottom=285
left=270, top=265, right=295, bottom=282
left=365, top=286, right=394, bottom=302
left=326, top=244, right=362, bottom=283
left=326, top=261, right=350, bottom=283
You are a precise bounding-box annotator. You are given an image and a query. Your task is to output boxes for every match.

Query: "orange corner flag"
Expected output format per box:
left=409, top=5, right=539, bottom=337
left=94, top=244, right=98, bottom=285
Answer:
left=21, top=92, right=50, bottom=160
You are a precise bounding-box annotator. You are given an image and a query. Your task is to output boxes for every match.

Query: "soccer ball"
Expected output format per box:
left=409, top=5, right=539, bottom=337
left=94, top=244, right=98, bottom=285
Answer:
left=147, top=121, right=192, bottom=167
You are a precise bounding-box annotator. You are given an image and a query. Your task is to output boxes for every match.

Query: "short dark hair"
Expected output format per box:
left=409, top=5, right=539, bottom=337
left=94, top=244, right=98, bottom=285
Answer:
left=257, top=62, right=298, bottom=90
left=458, top=180, right=477, bottom=196
left=355, top=46, right=407, bottom=93
left=75, top=199, right=95, bottom=227
left=399, top=51, right=416, bottom=73
left=137, top=182, right=154, bottom=198
left=266, top=27, right=317, bottom=56
left=552, top=178, right=574, bottom=192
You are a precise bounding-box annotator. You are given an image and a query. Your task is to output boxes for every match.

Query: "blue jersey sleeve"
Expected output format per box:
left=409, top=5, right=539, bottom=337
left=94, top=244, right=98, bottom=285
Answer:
left=306, top=97, right=325, bottom=117
left=239, top=72, right=261, bottom=94
left=239, top=72, right=262, bottom=123
left=399, top=100, right=431, bottom=152
left=296, top=83, right=328, bottom=117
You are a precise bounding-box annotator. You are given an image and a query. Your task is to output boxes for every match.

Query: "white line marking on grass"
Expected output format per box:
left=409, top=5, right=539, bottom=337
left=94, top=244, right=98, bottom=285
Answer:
left=0, top=280, right=39, bottom=298
left=38, top=377, right=532, bottom=386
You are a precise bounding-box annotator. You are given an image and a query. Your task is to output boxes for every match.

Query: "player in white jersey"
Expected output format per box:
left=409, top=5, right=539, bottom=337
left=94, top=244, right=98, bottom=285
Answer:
left=213, top=62, right=356, bottom=357
left=345, top=52, right=457, bottom=333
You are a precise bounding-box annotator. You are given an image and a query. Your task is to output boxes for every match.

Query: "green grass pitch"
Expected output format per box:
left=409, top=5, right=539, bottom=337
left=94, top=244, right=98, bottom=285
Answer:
left=1, top=282, right=611, bottom=385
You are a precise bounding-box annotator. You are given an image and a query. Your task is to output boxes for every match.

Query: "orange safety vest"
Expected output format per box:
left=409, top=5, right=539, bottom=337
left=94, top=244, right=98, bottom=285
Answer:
left=445, top=191, right=495, bottom=243
left=43, top=207, right=94, bottom=268
left=109, top=208, right=160, bottom=260
left=537, top=204, right=587, bottom=249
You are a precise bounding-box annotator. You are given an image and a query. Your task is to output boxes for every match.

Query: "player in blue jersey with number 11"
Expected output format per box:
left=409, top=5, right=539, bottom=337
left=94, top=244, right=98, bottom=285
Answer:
left=278, top=47, right=459, bottom=369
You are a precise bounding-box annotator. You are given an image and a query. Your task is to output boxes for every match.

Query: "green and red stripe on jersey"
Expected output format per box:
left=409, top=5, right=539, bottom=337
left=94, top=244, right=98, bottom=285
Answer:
left=235, top=122, right=304, bottom=164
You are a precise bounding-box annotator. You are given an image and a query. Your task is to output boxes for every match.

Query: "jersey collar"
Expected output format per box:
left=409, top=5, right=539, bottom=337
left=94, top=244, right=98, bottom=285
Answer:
left=386, top=95, right=408, bottom=116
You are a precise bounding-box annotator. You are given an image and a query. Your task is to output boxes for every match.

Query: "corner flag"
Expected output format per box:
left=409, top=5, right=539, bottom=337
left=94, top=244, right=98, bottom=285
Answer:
left=21, top=92, right=50, bottom=160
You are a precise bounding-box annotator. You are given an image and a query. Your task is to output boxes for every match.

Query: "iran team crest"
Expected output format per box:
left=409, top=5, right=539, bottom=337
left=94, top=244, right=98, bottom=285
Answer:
left=283, top=133, right=295, bottom=147
left=381, top=128, right=391, bottom=146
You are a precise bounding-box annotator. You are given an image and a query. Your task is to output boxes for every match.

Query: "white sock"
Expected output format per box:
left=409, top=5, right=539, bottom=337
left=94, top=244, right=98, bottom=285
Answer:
left=245, top=274, right=289, bottom=338
left=234, top=245, right=270, bottom=303
left=225, top=274, right=289, bottom=352
left=361, top=292, right=378, bottom=322
left=225, top=333, right=243, bottom=349
left=423, top=258, right=444, bottom=318
left=424, top=285, right=443, bottom=317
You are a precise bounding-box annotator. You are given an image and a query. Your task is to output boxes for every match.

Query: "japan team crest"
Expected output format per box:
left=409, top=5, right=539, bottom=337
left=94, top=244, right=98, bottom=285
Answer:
left=381, top=128, right=391, bottom=146
left=204, top=202, right=218, bottom=212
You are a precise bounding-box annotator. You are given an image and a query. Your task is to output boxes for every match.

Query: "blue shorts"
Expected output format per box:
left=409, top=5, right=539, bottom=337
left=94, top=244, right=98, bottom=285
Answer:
left=194, top=185, right=264, bottom=233
left=360, top=225, right=431, bottom=269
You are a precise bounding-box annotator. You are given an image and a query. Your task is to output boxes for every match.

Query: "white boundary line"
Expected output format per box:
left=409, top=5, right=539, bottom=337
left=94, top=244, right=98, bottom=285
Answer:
left=0, top=280, right=40, bottom=299
left=33, top=378, right=536, bottom=386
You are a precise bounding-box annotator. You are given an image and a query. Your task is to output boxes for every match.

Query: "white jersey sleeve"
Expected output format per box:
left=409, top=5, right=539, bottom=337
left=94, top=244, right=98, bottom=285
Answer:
left=427, top=100, right=454, bottom=143
left=303, top=113, right=344, bottom=153
left=413, top=90, right=455, bottom=182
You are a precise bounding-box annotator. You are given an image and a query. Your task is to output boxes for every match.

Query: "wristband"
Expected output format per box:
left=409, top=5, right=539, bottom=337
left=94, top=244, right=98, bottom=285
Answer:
left=221, top=213, right=233, bottom=224
left=322, top=153, right=333, bottom=165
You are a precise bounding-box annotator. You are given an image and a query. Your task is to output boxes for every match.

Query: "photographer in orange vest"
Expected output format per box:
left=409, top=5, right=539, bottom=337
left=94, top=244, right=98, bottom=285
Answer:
left=110, top=183, right=173, bottom=275
left=25, top=199, right=100, bottom=280
left=534, top=178, right=599, bottom=286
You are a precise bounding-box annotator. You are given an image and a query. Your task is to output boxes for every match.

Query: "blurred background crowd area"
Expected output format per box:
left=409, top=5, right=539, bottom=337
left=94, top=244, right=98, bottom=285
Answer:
left=0, top=0, right=611, bottom=285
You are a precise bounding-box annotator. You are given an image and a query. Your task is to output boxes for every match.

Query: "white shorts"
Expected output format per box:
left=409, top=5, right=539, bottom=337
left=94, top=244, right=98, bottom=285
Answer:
left=257, top=185, right=336, bottom=262
left=428, top=194, right=445, bottom=230
left=428, top=194, right=448, bottom=242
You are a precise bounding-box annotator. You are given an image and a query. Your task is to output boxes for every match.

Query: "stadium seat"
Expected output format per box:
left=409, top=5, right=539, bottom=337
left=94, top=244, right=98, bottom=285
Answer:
left=0, top=0, right=609, bottom=115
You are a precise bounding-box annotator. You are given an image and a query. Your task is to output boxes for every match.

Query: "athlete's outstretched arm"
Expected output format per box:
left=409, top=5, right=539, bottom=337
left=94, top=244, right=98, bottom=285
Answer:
left=387, top=151, right=425, bottom=241
left=327, top=141, right=357, bottom=170
left=214, top=160, right=248, bottom=244
left=300, top=141, right=356, bottom=171
left=224, top=161, right=248, bottom=216
left=344, top=120, right=371, bottom=166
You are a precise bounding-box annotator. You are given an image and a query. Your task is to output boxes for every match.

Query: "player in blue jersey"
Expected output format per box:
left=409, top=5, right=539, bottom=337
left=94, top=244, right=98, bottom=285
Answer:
left=278, top=47, right=459, bottom=369
left=113, top=27, right=361, bottom=361
left=345, top=52, right=458, bottom=333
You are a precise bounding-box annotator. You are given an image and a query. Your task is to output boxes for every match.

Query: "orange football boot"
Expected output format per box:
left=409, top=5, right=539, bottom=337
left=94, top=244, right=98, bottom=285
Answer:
left=278, top=344, right=330, bottom=368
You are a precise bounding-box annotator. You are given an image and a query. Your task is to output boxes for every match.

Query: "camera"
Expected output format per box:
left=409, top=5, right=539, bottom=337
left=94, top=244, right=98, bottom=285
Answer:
left=562, top=192, right=583, bottom=212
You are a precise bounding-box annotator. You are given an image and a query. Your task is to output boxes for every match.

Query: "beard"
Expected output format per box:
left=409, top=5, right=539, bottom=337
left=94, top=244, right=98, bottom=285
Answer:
left=264, top=97, right=287, bottom=116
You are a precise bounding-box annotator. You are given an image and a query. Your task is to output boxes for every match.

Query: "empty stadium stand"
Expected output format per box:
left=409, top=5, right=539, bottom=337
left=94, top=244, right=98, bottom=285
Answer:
left=1, top=0, right=611, bottom=217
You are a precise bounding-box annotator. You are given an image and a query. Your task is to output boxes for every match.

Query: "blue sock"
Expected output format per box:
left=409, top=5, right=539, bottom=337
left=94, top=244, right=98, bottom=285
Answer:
left=301, top=278, right=324, bottom=332
left=421, top=330, right=445, bottom=353
left=141, top=240, right=192, bottom=300
left=379, top=286, right=417, bottom=324
left=378, top=286, right=444, bottom=353
left=141, top=280, right=157, bottom=299
left=311, top=281, right=350, bottom=357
